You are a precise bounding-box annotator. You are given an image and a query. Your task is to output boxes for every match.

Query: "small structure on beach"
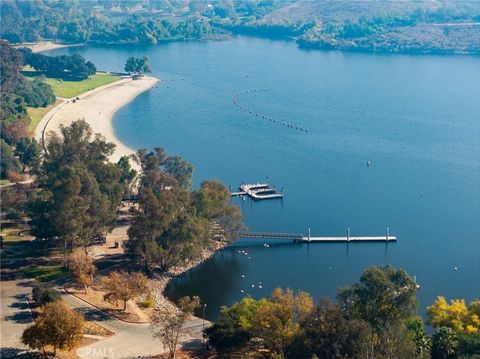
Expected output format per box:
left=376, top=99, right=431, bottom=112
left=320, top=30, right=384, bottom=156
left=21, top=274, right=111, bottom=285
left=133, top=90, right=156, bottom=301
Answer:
left=231, top=183, right=284, bottom=200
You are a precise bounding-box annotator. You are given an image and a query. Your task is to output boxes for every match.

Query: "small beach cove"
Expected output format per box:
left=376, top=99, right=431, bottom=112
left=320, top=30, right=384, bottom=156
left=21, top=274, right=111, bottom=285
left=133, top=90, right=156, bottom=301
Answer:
left=34, top=76, right=159, bottom=169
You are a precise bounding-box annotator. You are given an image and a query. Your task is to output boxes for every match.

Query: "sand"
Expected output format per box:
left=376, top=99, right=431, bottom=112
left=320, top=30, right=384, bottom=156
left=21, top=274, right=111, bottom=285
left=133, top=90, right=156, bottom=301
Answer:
left=18, top=41, right=84, bottom=53
left=35, top=76, right=159, bottom=166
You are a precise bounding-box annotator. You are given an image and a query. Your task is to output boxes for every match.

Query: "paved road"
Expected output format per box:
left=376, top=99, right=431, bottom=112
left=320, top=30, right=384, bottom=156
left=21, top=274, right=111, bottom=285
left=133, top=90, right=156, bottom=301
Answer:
left=61, top=290, right=206, bottom=359
left=1, top=268, right=206, bottom=358
left=0, top=279, right=41, bottom=358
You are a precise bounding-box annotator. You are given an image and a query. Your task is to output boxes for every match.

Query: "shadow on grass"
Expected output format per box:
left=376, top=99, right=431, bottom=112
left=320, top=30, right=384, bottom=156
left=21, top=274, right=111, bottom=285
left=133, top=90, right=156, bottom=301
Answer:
left=21, top=70, right=87, bottom=82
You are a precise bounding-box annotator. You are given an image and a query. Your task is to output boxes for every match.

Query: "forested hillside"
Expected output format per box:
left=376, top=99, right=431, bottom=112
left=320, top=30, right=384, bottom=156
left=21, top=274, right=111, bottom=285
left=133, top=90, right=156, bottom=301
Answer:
left=0, top=41, right=100, bottom=181
left=1, top=0, right=479, bottom=54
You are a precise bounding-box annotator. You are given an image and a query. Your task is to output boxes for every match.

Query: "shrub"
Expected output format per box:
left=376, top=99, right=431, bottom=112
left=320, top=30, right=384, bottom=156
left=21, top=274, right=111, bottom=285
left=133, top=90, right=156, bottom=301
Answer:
left=142, top=294, right=155, bottom=308
left=32, top=285, right=60, bottom=307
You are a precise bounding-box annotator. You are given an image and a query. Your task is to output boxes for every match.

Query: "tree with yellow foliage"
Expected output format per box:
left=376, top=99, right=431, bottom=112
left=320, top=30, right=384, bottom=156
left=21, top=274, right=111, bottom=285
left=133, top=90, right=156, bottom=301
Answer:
left=427, top=296, right=480, bottom=334
left=251, top=288, right=315, bottom=358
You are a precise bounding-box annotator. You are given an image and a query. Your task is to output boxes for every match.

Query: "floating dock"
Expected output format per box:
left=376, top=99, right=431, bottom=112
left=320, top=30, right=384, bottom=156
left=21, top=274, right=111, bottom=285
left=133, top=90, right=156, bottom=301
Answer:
left=231, top=183, right=284, bottom=200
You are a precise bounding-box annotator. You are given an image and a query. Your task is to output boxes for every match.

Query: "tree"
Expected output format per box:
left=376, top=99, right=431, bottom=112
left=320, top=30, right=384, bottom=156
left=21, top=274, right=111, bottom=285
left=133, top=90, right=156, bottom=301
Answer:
left=21, top=301, right=84, bottom=356
left=294, top=299, right=371, bottom=359
left=206, top=288, right=314, bottom=358
left=0, top=184, right=27, bottom=219
left=15, top=137, right=42, bottom=173
left=163, top=155, right=194, bottom=189
left=126, top=148, right=191, bottom=271
left=338, top=265, right=418, bottom=330
left=428, top=296, right=480, bottom=334
left=124, top=56, right=151, bottom=74
left=103, top=271, right=148, bottom=311
left=126, top=149, right=242, bottom=273
left=117, top=155, right=137, bottom=198
left=191, top=180, right=243, bottom=239
left=457, top=331, right=480, bottom=357
left=1, top=42, right=54, bottom=147
left=69, top=249, right=96, bottom=293
left=0, top=139, right=21, bottom=179
left=27, top=120, right=122, bottom=262
left=18, top=76, right=55, bottom=107
left=336, top=266, right=419, bottom=358
left=205, top=297, right=257, bottom=353
left=151, top=296, right=200, bottom=359
left=21, top=49, right=96, bottom=80
left=405, top=316, right=431, bottom=358
left=1, top=41, right=30, bottom=146
left=251, top=288, right=314, bottom=357
left=432, top=327, right=458, bottom=359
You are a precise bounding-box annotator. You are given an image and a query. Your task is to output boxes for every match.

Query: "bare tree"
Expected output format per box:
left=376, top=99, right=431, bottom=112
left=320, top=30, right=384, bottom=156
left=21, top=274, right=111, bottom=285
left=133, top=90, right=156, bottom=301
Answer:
left=69, top=249, right=96, bottom=293
left=150, top=296, right=200, bottom=358
left=103, top=271, right=148, bottom=311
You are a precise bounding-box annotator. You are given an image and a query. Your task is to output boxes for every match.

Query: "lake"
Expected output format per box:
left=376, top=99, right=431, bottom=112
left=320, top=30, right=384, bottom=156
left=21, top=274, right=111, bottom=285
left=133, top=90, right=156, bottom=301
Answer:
left=49, top=37, right=480, bottom=319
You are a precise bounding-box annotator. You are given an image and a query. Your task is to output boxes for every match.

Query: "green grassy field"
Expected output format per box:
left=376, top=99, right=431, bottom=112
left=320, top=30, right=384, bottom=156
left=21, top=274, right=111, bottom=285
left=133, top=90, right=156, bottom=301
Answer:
left=27, top=99, right=63, bottom=133
left=22, top=68, right=121, bottom=98
left=23, top=266, right=71, bottom=282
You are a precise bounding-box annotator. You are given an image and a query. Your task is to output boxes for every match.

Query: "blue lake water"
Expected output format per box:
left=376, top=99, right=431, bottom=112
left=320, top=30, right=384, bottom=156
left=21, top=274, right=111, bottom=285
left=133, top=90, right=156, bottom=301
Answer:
left=49, top=37, right=480, bottom=319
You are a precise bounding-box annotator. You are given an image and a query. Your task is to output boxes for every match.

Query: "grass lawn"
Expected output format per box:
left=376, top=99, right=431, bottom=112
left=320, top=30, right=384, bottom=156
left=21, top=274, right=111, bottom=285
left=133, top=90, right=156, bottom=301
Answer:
left=0, top=179, right=9, bottom=185
left=27, top=98, right=63, bottom=133
left=22, top=67, right=121, bottom=98
left=23, top=266, right=71, bottom=282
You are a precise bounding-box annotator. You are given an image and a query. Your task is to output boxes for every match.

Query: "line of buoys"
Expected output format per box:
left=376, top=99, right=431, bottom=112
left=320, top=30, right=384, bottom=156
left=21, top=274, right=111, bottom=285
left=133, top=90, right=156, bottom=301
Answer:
left=232, top=89, right=309, bottom=133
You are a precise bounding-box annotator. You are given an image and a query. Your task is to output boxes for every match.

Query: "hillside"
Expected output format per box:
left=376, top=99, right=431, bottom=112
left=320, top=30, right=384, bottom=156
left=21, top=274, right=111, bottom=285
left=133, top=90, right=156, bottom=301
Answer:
left=1, top=0, right=479, bottom=54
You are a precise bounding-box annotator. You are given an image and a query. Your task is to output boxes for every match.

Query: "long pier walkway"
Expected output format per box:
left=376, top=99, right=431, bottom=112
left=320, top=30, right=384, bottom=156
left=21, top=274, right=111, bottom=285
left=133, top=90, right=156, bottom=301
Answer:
left=240, top=228, right=397, bottom=243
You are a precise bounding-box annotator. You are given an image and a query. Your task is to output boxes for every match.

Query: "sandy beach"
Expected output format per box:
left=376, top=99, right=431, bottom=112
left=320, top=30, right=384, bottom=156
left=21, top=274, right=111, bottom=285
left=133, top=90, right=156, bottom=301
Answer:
left=17, top=41, right=84, bottom=53
left=35, top=76, right=159, bottom=166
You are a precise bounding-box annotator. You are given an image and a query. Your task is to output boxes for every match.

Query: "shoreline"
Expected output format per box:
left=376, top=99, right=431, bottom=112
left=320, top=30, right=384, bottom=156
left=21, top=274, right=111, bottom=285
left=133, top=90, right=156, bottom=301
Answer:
left=15, top=41, right=85, bottom=53
left=35, top=76, right=159, bottom=167
left=34, top=72, right=228, bottom=317
left=35, top=74, right=225, bottom=314
left=150, top=239, right=229, bottom=317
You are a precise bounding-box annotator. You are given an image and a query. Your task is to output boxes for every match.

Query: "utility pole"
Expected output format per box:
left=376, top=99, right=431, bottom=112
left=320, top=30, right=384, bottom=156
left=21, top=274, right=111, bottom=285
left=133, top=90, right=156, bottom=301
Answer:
left=202, top=303, right=207, bottom=350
